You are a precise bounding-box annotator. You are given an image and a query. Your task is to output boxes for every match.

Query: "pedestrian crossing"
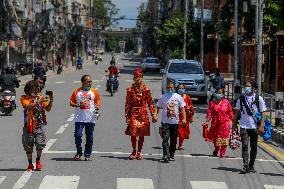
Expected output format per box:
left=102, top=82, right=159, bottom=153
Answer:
left=1, top=175, right=283, bottom=189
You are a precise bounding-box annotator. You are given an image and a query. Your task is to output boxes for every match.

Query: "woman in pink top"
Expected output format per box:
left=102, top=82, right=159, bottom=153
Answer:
left=206, top=88, right=234, bottom=158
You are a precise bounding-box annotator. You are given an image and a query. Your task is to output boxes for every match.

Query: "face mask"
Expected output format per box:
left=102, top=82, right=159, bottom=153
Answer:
left=178, top=89, right=185, bottom=95
left=167, top=89, right=175, bottom=96
left=83, top=86, right=91, bottom=91
left=215, top=93, right=224, bottom=100
left=244, top=87, right=252, bottom=94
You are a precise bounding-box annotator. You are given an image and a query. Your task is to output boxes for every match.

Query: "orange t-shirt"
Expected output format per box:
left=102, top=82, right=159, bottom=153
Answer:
left=20, top=95, right=49, bottom=134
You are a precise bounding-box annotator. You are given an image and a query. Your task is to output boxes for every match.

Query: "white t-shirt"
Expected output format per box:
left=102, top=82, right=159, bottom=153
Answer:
left=235, top=94, right=267, bottom=129
left=70, top=88, right=100, bottom=123
left=157, top=93, right=186, bottom=124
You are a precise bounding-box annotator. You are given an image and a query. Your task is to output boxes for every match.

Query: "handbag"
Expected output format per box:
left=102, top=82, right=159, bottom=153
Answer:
left=125, top=125, right=131, bottom=135
left=229, top=130, right=241, bottom=150
left=202, top=123, right=209, bottom=140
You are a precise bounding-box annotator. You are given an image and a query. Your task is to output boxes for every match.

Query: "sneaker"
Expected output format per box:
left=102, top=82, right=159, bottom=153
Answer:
left=162, top=156, right=169, bottom=163
left=239, top=165, right=249, bottom=174
left=26, top=164, right=34, bottom=172
left=249, top=167, right=257, bottom=173
left=36, top=160, right=43, bottom=171
left=169, top=157, right=175, bottom=161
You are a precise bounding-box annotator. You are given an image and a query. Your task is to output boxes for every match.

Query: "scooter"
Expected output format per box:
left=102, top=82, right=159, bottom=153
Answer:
left=0, top=90, right=16, bottom=115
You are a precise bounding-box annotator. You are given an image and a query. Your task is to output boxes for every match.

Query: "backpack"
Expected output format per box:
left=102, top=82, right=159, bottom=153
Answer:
left=239, top=94, right=272, bottom=141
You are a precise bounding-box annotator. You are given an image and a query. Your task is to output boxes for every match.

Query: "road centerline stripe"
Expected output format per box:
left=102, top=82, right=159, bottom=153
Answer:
left=190, top=181, right=228, bottom=189
left=12, top=171, right=32, bottom=189
left=56, top=124, right=69, bottom=135
left=43, top=139, right=57, bottom=153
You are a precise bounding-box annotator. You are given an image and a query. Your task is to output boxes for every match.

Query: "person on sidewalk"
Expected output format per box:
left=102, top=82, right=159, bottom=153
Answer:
left=20, top=80, right=53, bottom=171
left=206, top=88, right=234, bottom=158
left=176, top=83, right=194, bottom=150
left=233, top=80, right=267, bottom=174
left=70, top=75, right=100, bottom=161
left=155, top=81, right=186, bottom=163
left=125, top=68, right=157, bottom=160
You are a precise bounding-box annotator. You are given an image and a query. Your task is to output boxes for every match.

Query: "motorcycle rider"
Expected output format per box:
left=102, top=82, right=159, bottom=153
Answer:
left=0, top=67, right=19, bottom=108
left=106, top=61, right=120, bottom=92
left=0, top=67, right=19, bottom=94
left=76, top=56, right=83, bottom=70
left=33, top=61, right=46, bottom=91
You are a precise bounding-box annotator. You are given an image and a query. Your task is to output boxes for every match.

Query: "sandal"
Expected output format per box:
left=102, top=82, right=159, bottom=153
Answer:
left=177, top=147, right=184, bottom=150
left=136, top=153, right=143, bottom=160
left=74, top=153, right=82, bottom=161
left=128, top=150, right=136, bottom=160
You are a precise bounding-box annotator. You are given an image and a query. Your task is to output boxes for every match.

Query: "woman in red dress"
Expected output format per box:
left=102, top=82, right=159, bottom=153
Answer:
left=125, top=68, right=157, bottom=160
left=177, top=83, right=195, bottom=150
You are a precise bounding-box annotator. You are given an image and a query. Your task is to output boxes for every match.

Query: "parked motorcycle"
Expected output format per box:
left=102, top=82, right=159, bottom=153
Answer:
left=0, top=90, right=16, bottom=115
left=95, top=59, right=99, bottom=65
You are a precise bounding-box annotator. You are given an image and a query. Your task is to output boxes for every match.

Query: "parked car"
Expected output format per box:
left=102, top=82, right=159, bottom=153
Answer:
left=142, top=57, right=161, bottom=72
left=161, top=59, right=209, bottom=103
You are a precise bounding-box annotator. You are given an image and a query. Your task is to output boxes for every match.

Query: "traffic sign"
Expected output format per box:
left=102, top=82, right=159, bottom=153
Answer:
left=193, top=8, right=212, bottom=21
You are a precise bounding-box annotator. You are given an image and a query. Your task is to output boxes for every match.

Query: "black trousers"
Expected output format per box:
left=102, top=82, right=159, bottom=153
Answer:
left=160, top=123, right=179, bottom=158
left=240, top=128, right=258, bottom=167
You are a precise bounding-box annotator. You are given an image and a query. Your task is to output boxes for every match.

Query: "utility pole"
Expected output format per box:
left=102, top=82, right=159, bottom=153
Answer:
left=183, top=0, right=188, bottom=60
left=200, top=0, right=204, bottom=65
left=256, top=0, right=264, bottom=95
left=215, top=0, right=221, bottom=69
left=6, top=42, right=9, bottom=67
left=32, top=0, right=35, bottom=78
left=234, top=0, right=241, bottom=103
left=255, top=0, right=259, bottom=44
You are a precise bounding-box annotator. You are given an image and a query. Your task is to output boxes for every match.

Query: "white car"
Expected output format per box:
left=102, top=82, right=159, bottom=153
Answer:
left=142, top=57, right=161, bottom=71
left=161, top=59, right=209, bottom=103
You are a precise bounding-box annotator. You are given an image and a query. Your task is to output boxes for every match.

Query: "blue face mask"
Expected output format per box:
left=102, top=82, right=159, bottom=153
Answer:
left=244, top=87, right=252, bottom=94
left=83, top=86, right=91, bottom=91
left=178, top=89, right=185, bottom=95
left=167, top=89, right=175, bottom=96
left=215, top=93, right=224, bottom=100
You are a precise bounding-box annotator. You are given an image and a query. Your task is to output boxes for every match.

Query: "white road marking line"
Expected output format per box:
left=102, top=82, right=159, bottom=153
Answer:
left=190, top=181, right=228, bottom=189
left=117, top=178, right=154, bottom=189
left=56, top=123, right=69, bottom=135
left=12, top=171, right=32, bottom=189
left=55, top=81, right=65, bottom=84
left=43, top=139, right=57, bottom=153
left=0, top=176, right=6, bottom=185
left=73, top=81, right=81, bottom=83
left=93, top=80, right=100, bottom=82
left=39, top=176, right=80, bottom=189
left=264, top=185, right=284, bottom=189
left=67, top=114, right=75, bottom=122
left=42, top=150, right=284, bottom=163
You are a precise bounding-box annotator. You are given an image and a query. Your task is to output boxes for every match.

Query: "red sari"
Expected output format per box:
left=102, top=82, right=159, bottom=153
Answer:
left=178, top=95, right=194, bottom=139
left=125, top=83, right=155, bottom=136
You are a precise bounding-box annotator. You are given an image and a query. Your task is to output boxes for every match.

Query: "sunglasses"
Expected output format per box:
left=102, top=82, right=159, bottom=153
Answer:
left=85, top=81, right=92, bottom=84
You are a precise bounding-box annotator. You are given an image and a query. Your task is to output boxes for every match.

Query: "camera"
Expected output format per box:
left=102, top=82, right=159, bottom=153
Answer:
left=45, top=90, right=53, bottom=96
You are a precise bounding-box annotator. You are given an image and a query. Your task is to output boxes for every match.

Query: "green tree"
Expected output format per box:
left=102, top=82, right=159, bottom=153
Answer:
left=93, top=0, right=119, bottom=28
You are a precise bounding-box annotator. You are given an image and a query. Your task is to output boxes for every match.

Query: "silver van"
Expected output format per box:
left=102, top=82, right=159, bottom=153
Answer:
left=161, top=59, right=208, bottom=103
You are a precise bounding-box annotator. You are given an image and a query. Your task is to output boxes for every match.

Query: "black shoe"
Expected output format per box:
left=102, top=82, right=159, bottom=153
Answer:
left=249, top=167, right=257, bottom=173
left=213, top=151, right=218, bottom=157
left=239, top=166, right=249, bottom=174
left=162, top=156, right=169, bottom=163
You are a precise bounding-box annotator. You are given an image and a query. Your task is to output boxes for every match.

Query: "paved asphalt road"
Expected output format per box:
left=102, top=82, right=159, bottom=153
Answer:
left=0, top=54, right=283, bottom=189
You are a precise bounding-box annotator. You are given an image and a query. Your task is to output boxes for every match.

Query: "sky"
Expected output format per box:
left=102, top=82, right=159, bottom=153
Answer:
left=112, top=0, right=147, bottom=28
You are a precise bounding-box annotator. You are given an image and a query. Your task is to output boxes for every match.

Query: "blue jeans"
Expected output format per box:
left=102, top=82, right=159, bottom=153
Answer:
left=74, top=122, right=95, bottom=157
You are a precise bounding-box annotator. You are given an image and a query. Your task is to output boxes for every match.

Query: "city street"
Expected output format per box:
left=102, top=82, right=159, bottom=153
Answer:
left=0, top=54, right=283, bottom=189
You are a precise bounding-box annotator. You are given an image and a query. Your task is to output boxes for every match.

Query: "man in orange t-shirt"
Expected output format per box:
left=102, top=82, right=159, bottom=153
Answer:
left=70, top=75, right=100, bottom=161
left=21, top=80, right=53, bottom=171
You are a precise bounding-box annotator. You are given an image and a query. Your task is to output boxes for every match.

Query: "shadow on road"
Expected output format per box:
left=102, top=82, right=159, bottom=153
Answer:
left=0, top=168, right=26, bottom=171
left=51, top=157, right=79, bottom=161
left=259, top=172, right=284, bottom=177
left=211, top=166, right=241, bottom=173
left=100, top=155, right=129, bottom=160
left=152, top=146, right=163, bottom=150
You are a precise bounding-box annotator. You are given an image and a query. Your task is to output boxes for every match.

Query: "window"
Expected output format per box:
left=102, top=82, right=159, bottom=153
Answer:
left=146, top=58, right=159, bottom=64
left=168, top=63, right=203, bottom=74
